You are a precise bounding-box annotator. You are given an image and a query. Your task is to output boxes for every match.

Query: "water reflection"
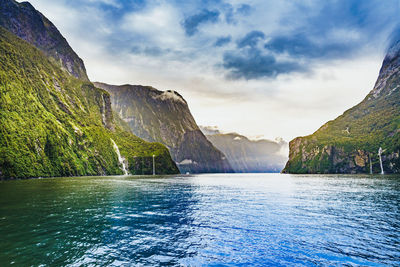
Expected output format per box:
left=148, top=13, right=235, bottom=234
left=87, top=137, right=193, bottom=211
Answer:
left=79, top=177, right=199, bottom=266
left=0, top=176, right=199, bottom=266
left=0, top=174, right=399, bottom=266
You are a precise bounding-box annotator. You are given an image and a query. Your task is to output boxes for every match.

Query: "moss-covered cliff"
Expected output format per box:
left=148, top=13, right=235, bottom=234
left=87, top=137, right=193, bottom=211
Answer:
left=283, top=37, right=400, bottom=174
left=0, top=0, right=88, bottom=80
left=0, top=26, right=178, bottom=179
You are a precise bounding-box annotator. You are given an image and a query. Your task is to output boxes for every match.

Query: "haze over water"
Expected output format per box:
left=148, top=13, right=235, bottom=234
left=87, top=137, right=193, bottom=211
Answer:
left=0, top=174, right=399, bottom=266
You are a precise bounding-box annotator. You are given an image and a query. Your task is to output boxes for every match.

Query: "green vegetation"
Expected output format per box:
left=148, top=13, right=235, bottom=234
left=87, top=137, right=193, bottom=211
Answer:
left=0, top=0, right=88, bottom=80
left=0, top=26, right=178, bottom=179
left=283, top=58, right=400, bottom=173
left=112, top=130, right=179, bottom=175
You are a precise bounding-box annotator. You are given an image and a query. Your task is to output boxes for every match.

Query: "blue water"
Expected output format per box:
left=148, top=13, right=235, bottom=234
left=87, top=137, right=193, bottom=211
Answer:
left=0, top=173, right=399, bottom=266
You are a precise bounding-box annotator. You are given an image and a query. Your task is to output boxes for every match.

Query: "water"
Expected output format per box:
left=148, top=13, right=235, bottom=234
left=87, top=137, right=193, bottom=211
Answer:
left=0, top=174, right=399, bottom=266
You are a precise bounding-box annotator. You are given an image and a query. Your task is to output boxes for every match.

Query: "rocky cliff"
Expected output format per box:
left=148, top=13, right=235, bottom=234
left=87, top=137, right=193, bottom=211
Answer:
left=0, top=26, right=179, bottom=179
left=201, top=127, right=287, bottom=173
left=283, top=35, right=400, bottom=174
left=0, top=0, right=89, bottom=80
left=94, top=82, right=234, bottom=174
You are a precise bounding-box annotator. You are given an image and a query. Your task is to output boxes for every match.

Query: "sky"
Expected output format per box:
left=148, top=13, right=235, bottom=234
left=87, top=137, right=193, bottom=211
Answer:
left=27, top=0, right=400, bottom=141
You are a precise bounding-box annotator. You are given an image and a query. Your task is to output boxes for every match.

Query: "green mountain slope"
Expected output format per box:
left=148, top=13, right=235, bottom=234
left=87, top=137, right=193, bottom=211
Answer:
left=93, top=82, right=234, bottom=174
left=283, top=37, right=400, bottom=174
left=0, top=0, right=88, bottom=80
left=0, top=26, right=178, bottom=179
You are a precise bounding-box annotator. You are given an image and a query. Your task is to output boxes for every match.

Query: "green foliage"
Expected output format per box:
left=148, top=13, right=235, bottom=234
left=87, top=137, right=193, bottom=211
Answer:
left=0, top=27, right=178, bottom=179
left=284, top=69, right=400, bottom=174
left=0, top=0, right=88, bottom=80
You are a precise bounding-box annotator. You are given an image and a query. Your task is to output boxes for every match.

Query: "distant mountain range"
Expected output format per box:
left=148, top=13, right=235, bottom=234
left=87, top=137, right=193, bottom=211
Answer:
left=201, top=126, right=287, bottom=173
left=283, top=34, right=400, bottom=174
left=93, top=83, right=234, bottom=174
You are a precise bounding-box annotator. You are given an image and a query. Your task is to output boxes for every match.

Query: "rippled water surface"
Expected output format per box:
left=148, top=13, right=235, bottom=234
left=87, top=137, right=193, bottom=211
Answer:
left=0, top=174, right=399, bottom=266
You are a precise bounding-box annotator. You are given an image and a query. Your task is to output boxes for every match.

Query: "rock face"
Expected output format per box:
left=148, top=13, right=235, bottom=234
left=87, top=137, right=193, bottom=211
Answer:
left=283, top=35, right=400, bottom=174
left=0, top=26, right=179, bottom=179
left=201, top=127, right=288, bottom=173
left=94, top=82, right=234, bottom=174
left=0, top=0, right=88, bottom=80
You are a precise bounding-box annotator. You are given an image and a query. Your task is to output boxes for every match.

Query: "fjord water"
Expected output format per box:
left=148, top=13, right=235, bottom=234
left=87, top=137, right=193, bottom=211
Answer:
left=0, top=174, right=399, bottom=266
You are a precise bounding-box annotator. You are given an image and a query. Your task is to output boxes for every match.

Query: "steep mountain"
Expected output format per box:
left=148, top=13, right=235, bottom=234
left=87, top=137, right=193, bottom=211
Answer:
left=0, top=26, right=178, bottom=179
left=201, top=126, right=288, bottom=173
left=0, top=0, right=88, bottom=80
left=93, top=82, right=234, bottom=174
left=283, top=36, right=400, bottom=174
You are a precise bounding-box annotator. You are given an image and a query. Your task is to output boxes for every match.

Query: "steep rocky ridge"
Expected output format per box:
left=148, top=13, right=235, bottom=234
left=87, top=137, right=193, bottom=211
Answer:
left=0, top=26, right=178, bottom=179
left=94, top=82, right=234, bottom=173
left=201, top=127, right=288, bottom=173
left=283, top=36, right=400, bottom=174
left=0, top=0, right=88, bottom=80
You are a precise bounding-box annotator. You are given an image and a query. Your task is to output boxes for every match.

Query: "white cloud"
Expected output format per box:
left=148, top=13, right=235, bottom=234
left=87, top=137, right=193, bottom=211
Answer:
left=87, top=0, right=121, bottom=8
left=121, top=2, right=185, bottom=47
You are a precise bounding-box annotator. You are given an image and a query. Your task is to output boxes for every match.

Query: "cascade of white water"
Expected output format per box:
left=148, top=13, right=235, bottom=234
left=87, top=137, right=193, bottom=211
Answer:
left=111, top=139, right=128, bottom=175
left=101, top=94, right=106, bottom=126
left=369, top=154, right=373, bottom=174
left=378, top=147, right=384, bottom=175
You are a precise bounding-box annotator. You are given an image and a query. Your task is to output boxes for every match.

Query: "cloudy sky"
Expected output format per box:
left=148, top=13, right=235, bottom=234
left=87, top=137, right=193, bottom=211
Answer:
left=28, top=0, right=399, bottom=141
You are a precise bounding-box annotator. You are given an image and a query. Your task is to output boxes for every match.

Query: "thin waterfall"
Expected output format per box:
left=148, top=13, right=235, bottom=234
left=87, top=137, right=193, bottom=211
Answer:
left=378, top=147, right=384, bottom=175
left=369, top=153, right=373, bottom=174
left=101, top=94, right=106, bottom=126
left=111, top=139, right=128, bottom=175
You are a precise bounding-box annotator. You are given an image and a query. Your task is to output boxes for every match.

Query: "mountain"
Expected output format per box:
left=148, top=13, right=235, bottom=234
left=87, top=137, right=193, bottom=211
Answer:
left=283, top=36, right=400, bottom=174
left=0, top=0, right=88, bottom=80
left=201, top=126, right=288, bottom=173
left=0, top=26, right=178, bottom=178
left=93, top=82, right=234, bottom=174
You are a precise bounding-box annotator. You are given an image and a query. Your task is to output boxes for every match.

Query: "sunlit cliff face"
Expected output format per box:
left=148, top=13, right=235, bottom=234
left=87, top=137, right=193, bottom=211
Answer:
left=27, top=0, right=400, bottom=141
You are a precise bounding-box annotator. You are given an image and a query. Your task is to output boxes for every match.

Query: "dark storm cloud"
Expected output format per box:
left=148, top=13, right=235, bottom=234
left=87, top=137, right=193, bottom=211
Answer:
left=214, top=36, right=231, bottom=47
left=237, top=30, right=265, bottom=48
left=223, top=48, right=306, bottom=79
left=182, top=9, right=220, bottom=36
left=222, top=3, right=251, bottom=24
left=221, top=0, right=400, bottom=80
left=222, top=29, right=306, bottom=79
left=264, top=34, right=356, bottom=60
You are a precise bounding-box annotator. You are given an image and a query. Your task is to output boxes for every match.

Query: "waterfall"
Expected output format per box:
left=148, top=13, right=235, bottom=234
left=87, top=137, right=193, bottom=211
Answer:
left=111, top=139, right=128, bottom=175
left=369, top=154, right=373, bottom=174
left=101, top=94, right=106, bottom=126
left=378, top=147, right=384, bottom=175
